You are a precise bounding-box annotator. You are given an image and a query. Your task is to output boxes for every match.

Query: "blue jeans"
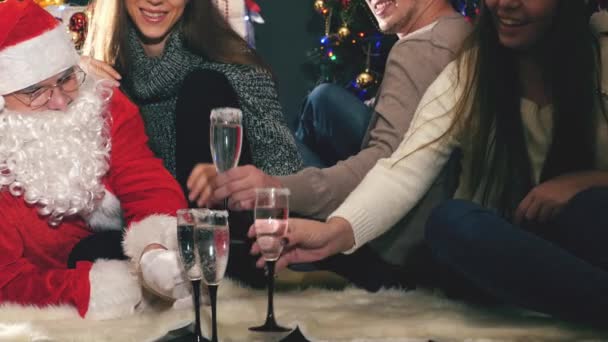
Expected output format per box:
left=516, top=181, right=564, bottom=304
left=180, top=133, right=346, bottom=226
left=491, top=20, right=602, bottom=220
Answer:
left=295, top=83, right=372, bottom=167
left=425, top=187, right=608, bottom=328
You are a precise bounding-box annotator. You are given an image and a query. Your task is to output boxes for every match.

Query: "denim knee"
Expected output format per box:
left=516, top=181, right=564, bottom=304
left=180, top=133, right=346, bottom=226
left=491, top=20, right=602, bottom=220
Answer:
left=305, top=83, right=344, bottom=111
left=425, top=199, right=488, bottom=253
left=296, top=83, right=342, bottom=141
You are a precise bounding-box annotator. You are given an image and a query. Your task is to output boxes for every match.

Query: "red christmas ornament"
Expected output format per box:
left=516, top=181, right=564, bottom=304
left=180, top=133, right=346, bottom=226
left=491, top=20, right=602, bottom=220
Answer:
left=69, top=12, right=87, bottom=31
left=68, top=12, right=88, bottom=50
left=340, top=0, right=351, bottom=7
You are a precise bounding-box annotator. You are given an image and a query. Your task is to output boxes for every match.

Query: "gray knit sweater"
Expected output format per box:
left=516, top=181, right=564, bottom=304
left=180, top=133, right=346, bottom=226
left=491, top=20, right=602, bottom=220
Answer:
left=121, top=27, right=303, bottom=177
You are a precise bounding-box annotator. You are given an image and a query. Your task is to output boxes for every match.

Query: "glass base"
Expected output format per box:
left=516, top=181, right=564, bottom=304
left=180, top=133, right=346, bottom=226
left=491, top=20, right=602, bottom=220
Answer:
left=249, top=321, right=291, bottom=332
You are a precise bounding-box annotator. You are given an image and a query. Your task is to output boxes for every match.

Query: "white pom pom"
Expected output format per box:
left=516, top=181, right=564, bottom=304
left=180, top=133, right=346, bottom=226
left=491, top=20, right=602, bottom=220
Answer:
left=0, top=96, right=4, bottom=111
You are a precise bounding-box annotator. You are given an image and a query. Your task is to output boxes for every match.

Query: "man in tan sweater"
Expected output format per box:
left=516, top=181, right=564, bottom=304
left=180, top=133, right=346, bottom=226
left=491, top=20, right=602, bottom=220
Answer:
left=205, top=0, right=471, bottom=285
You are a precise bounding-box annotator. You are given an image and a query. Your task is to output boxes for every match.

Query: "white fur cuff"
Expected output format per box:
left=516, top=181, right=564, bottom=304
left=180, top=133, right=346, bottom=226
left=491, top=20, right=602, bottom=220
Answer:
left=87, top=190, right=123, bottom=231
left=122, top=215, right=177, bottom=262
left=0, top=26, right=79, bottom=95
left=87, top=259, right=142, bottom=320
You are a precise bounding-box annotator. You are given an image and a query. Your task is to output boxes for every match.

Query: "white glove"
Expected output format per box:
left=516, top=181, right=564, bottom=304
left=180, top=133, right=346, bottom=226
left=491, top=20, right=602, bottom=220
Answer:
left=87, top=259, right=142, bottom=320
left=140, top=249, right=191, bottom=300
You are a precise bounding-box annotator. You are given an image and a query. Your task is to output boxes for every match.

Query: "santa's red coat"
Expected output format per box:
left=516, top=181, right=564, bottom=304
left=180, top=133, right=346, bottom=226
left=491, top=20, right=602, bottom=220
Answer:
left=0, top=90, right=187, bottom=317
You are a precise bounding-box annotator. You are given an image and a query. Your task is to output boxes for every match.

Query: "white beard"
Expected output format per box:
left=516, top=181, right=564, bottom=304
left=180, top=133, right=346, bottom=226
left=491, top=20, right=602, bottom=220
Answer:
left=0, top=80, right=111, bottom=226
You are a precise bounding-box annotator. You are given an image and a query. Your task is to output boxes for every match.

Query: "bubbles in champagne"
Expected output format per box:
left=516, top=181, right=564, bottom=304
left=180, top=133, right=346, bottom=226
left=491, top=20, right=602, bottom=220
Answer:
left=197, top=226, right=229, bottom=285
left=210, top=124, right=243, bottom=172
left=177, top=224, right=202, bottom=280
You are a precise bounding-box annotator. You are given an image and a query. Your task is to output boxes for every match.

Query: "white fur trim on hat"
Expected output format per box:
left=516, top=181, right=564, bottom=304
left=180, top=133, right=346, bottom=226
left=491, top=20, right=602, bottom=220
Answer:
left=123, top=215, right=178, bottom=263
left=88, top=190, right=123, bottom=231
left=0, top=25, right=79, bottom=95
left=0, top=96, right=4, bottom=111
left=86, top=259, right=142, bottom=320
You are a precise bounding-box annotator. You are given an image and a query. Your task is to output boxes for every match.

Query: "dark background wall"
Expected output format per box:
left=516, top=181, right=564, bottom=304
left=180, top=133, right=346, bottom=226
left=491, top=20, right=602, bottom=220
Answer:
left=254, top=1, right=323, bottom=130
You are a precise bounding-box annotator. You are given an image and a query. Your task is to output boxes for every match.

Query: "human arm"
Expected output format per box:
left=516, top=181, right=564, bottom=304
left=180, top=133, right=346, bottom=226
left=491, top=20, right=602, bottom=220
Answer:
left=103, top=90, right=190, bottom=300
left=0, top=195, right=140, bottom=319
left=210, top=40, right=458, bottom=215
left=279, top=39, right=463, bottom=219
left=247, top=62, right=463, bottom=267
left=327, top=61, right=462, bottom=254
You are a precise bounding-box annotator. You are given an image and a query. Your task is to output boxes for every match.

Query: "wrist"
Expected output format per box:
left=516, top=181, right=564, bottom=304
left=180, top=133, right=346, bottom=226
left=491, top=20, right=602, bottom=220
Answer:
left=327, top=217, right=355, bottom=253
left=141, top=243, right=166, bottom=261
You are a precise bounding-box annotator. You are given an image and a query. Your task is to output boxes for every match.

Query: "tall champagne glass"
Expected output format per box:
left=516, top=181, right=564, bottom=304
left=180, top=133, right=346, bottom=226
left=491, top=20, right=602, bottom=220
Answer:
left=249, top=188, right=291, bottom=332
left=209, top=107, right=242, bottom=245
left=177, top=209, right=230, bottom=342
left=210, top=107, right=242, bottom=173
left=176, top=209, right=208, bottom=342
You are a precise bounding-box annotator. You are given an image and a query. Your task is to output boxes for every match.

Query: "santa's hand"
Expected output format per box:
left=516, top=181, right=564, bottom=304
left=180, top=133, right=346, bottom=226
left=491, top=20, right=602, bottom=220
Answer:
left=140, top=249, right=190, bottom=300
left=86, top=259, right=142, bottom=320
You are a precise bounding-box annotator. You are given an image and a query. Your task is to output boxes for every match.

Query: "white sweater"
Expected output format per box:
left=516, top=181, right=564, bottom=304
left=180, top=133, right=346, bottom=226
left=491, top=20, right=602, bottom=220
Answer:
left=330, top=29, right=608, bottom=253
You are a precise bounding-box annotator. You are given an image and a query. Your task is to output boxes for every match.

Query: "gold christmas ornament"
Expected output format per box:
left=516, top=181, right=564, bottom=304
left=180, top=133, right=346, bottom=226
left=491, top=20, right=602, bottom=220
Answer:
left=314, top=0, right=327, bottom=14
left=337, top=26, right=351, bottom=40
left=356, top=70, right=375, bottom=89
left=70, top=30, right=80, bottom=42
left=34, top=0, right=64, bottom=7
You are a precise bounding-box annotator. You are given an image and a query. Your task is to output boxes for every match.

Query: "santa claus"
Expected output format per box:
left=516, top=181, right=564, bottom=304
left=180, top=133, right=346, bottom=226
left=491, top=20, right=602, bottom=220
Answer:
left=0, top=0, right=192, bottom=319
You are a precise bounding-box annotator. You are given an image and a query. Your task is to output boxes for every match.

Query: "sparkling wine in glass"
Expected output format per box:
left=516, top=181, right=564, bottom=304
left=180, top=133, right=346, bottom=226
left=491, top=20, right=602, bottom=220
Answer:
left=210, top=107, right=243, bottom=173
left=249, top=188, right=291, bottom=333
left=177, top=209, right=207, bottom=342
left=177, top=209, right=230, bottom=342
left=194, top=209, right=229, bottom=342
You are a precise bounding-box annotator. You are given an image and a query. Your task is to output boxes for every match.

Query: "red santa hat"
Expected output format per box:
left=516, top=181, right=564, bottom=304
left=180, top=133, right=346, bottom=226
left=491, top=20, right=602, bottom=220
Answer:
left=0, top=0, right=79, bottom=110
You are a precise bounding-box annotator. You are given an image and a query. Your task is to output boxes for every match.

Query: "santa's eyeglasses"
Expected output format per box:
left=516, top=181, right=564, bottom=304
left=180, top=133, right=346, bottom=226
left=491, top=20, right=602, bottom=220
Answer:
left=10, top=67, right=86, bottom=109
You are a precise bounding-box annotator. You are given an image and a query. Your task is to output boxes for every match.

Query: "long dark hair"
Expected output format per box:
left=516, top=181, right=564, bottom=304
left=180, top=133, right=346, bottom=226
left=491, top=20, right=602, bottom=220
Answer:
left=83, top=0, right=268, bottom=73
left=448, top=1, right=603, bottom=217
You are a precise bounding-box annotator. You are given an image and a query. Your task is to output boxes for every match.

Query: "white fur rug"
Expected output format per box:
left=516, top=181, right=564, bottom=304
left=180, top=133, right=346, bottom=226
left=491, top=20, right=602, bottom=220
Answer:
left=0, top=279, right=606, bottom=342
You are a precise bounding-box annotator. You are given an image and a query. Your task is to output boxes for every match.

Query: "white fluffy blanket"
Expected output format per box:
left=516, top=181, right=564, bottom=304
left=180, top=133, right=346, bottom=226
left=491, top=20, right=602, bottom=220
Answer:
left=0, top=279, right=606, bottom=342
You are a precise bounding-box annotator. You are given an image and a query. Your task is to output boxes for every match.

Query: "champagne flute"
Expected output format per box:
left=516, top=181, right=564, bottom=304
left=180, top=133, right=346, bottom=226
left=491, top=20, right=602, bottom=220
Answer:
left=209, top=107, right=242, bottom=240
left=176, top=209, right=209, bottom=342
left=210, top=107, right=243, bottom=174
left=177, top=209, right=230, bottom=342
left=249, top=188, right=291, bottom=332
left=194, top=209, right=230, bottom=342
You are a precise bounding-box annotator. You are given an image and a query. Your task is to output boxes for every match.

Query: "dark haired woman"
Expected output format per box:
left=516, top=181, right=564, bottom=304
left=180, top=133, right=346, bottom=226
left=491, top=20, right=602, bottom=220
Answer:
left=257, top=0, right=608, bottom=328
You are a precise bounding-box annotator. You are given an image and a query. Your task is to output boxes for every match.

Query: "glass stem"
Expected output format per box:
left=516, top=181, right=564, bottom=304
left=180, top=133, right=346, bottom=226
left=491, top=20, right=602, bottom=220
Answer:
left=192, top=280, right=203, bottom=341
left=265, top=260, right=277, bottom=324
left=208, top=285, right=218, bottom=342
